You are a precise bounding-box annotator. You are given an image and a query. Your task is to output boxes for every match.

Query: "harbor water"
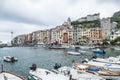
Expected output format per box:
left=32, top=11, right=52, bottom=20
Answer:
left=0, top=47, right=120, bottom=79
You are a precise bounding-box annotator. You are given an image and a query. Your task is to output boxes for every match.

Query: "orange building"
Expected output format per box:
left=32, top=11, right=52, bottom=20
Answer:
left=62, top=29, right=68, bottom=43
left=89, top=28, right=102, bottom=44
left=25, top=33, right=32, bottom=43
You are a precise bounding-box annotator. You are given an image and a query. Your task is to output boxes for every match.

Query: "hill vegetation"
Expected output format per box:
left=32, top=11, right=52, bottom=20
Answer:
left=111, top=11, right=120, bottom=29
left=71, top=20, right=100, bottom=28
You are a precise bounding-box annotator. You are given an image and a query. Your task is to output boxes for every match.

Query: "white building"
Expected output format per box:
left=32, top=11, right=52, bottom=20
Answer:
left=110, top=30, right=120, bottom=40
left=78, top=13, right=100, bottom=22
left=73, top=25, right=82, bottom=44
left=111, top=22, right=117, bottom=29
left=68, top=26, right=73, bottom=44
left=78, top=17, right=86, bottom=22
left=87, top=13, right=100, bottom=21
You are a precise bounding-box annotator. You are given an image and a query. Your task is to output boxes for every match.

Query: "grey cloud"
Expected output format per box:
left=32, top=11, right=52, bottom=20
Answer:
left=97, top=0, right=120, bottom=4
left=0, top=0, right=120, bottom=43
left=0, top=9, right=48, bottom=26
left=0, top=0, right=58, bottom=27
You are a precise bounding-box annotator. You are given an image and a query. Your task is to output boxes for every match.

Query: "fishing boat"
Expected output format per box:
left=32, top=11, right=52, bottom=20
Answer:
left=92, top=57, right=120, bottom=65
left=73, top=62, right=120, bottom=80
left=92, top=48, right=106, bottom=54
left=0, top=65, right=25, bottom=80
left=86, top=60, right=120, bottom=73
left=67, top=51, right=80, bottom=56
left=52, top=66, right=105, bottom=80
left=3, top=56, right=18, bottom=62
left=28, top=64, right=69, bottom=80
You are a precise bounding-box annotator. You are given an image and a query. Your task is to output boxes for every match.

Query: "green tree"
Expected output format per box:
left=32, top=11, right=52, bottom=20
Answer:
left=102, top=39, right=109, bottom=45
left=110, top=36, right=120, bottom=45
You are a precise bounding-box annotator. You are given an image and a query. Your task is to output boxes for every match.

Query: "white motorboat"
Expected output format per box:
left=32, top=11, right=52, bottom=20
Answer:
left=67, top=45, right=80, bottom=51
left=114, top=47, right=120, bottom=50
left=0, top=71, right=25, bottom=80
left=0, top=64, right=25, bottom=80
left=3, top=56, right=18, bottom=62
left=79, top=46, right=90, bottom=50
left=73, top=62, right=120, bottom=80
left=67, top=51, right=81, bottom=56
left=28, top=64, right=69, bottom=80
left=92, top=57, right=120, bottom=65
left=86, top=60, right=120, bottom=73
left=67, top=45, right=75, bottom=50
left=53, top=66, right=105, bottom=80
left=79, top=50, right=87, bottom=53
left=0, top=65, right=25, bottom=80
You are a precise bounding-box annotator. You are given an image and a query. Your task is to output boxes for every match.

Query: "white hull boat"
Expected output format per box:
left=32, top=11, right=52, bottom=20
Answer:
left=28, top=68, right=69, bottom=80
left=78, top=50, right=87, bottom=53
left=92, top=57, right=120, bottom=65
left=53, top=66, right=105, bottom=80
left=86, top=61, right=120, bottom=73
left=73, top=62, right=120, bottom=80
left=67, top=51, right=80, bottom=56
left=3, top=56, right=18, bottom=62
left=28, top=64, right=69, bottom=80
left=114, top=47, right=120, bottom=50
left=79, top=46, right=90, bottom=50
left=0, top=71, right=25, bottom=80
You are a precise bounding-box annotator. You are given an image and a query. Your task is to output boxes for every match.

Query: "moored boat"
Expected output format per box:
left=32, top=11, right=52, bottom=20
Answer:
left=113, top=47, right=120, bottom=50
left=52, top=66, right=105, bottom=80
left=0, top=71, right=25, bottom=80
left=86, top=60, right=120, bottom=73
left=80, top=46, right=90, bottom=50
left=73, top=62, right=120, bottom=80
left=0, top=65, right=25, bottom=80
left=78, top=50, right=88, bottom=54
left=28, top=64, right=69, bottom=80
left=3, top=56, right=18, bottom=62
left=67, top=45, right=80, bottom=50
left=92, top=48, right=106, bottom=54
left=67, top=51, right=81, bottom=56
left=92, top=57, right=120, bottom=65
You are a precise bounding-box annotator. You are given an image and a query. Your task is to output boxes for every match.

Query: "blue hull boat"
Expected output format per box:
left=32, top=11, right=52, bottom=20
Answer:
left=92, top=49, right=105, bottom=54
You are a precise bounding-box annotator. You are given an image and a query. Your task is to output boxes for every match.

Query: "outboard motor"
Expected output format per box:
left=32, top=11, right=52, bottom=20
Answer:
left=54, top=63, right=61, bottom=69
left=103, top=50, right=106, bottom=54
left=81, top=59, right=88, bottom=63
left=11, top=57, right=15, bottom=62
left=69, top=74, right=72, bottom=80
left=72, top=60, right=75, bottom=63
left=30, top=64, right=37, bottom=71
left=92, top=55, right=97, bottom=59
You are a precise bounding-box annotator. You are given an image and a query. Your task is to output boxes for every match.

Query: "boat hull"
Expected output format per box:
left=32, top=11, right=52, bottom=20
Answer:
left=92, top=50, right=104, bottom=54
left=67, top=51, right=80, bottom=56
left=87, top=61, right=120, bottom=73
left=0, top=71, right=25, bottom=80
left=3, top=56, right=18, bottom=62
left=29, top=68, right=69, bottom=80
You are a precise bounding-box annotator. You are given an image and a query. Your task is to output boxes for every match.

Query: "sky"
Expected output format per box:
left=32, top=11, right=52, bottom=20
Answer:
left=0, top=0, right=120, bottom=43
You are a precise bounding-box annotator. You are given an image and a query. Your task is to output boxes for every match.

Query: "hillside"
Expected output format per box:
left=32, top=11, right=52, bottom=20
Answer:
left=71, top=20, right=100, bottom=28
left=111, top=11, right=120, bottom=29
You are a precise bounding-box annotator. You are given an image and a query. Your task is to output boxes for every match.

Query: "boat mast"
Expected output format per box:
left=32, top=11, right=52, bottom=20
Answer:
left=0, top=64, right=3, bottom=72
left=11, top=31, right=14, bottom=44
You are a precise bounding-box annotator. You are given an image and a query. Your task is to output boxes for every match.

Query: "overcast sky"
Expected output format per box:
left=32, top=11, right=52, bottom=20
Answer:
left=0, top=0, right=120, bottom=43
